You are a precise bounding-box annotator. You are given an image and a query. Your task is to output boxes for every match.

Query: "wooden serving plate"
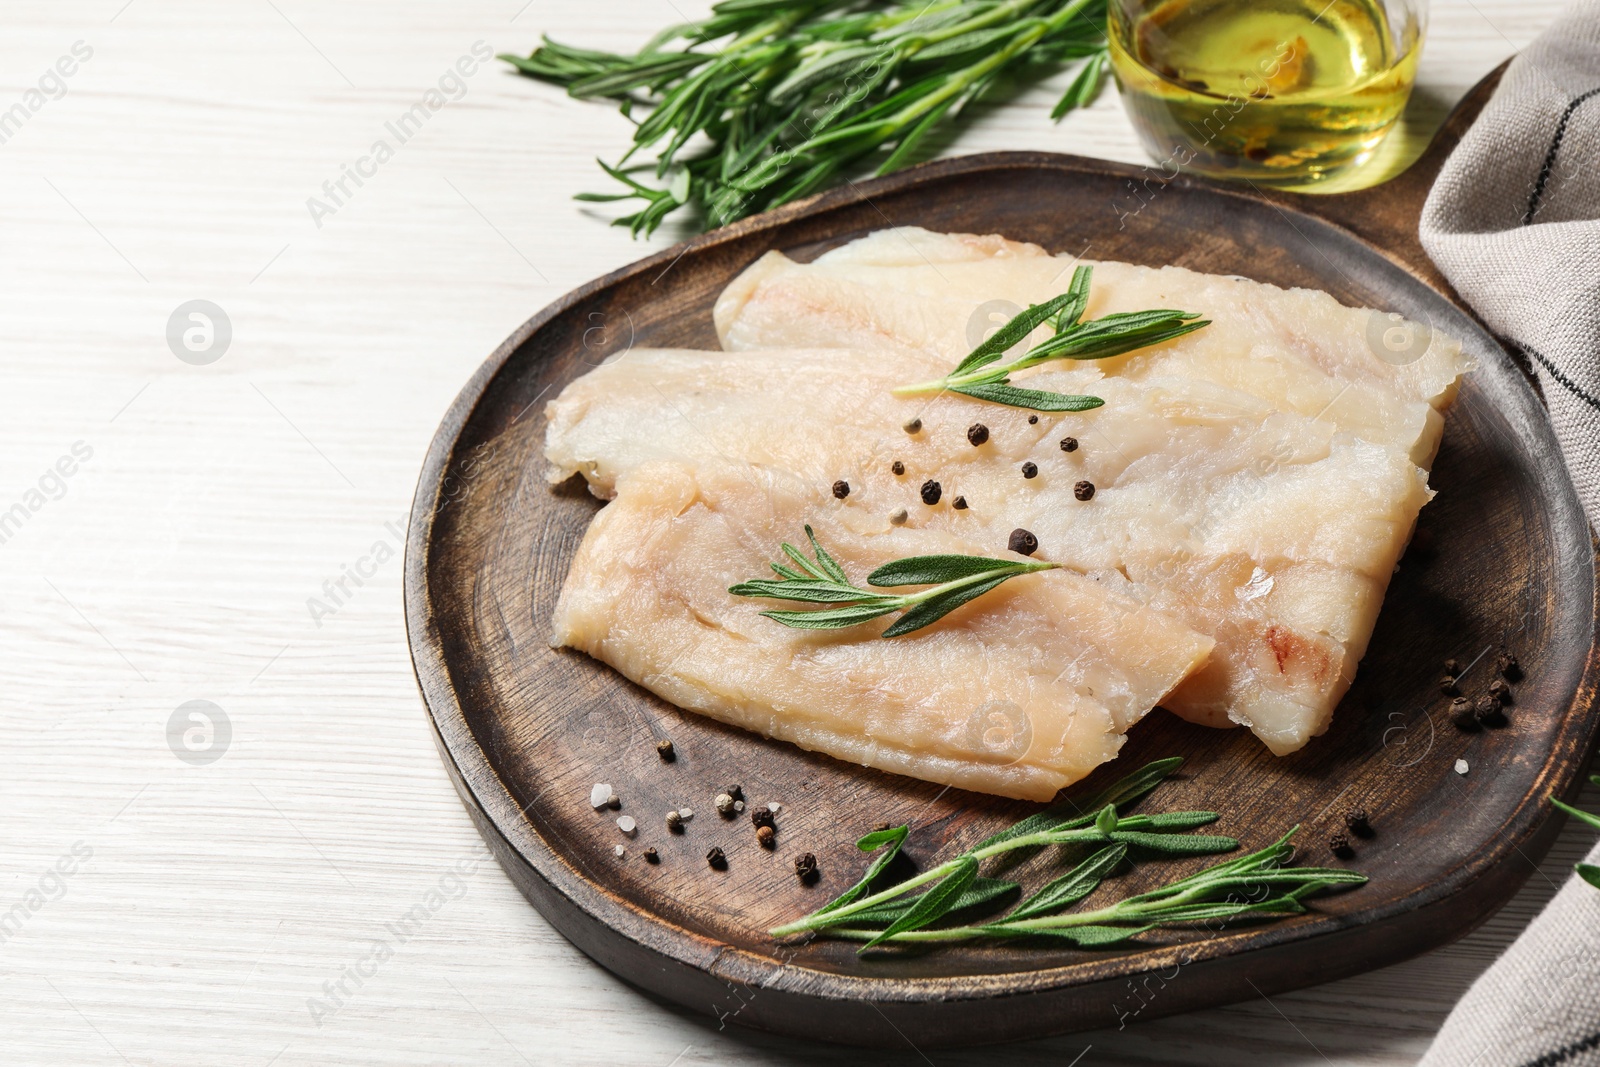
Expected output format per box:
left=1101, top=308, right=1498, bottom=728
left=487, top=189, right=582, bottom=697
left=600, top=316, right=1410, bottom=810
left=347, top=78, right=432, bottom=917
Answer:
left=405, top=67, right=1600, bottom=1048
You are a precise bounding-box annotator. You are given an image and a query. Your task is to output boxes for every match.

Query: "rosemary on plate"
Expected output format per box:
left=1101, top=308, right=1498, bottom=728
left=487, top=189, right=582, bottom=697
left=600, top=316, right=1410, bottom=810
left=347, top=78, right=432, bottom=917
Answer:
left=770, top=757, right=1365, bottom=952
left=892, top=265, right=1211, bottom=410
left=729, top=525, right=1055, bottom=637
left=502, top=0, right=1113, bottom=236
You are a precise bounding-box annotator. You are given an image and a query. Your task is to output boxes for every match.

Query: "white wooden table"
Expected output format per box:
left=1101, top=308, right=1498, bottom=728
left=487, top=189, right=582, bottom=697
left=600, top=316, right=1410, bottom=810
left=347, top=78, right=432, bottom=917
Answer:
left=2, top=2, right=1588, bottom=1063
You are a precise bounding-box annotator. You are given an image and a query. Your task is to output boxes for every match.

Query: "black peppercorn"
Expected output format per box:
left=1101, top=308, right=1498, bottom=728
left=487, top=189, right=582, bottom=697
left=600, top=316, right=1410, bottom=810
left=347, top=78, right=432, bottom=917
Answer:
left=1028, top=415, right=1039, bottom=425
left=1497, top=648, right=1523, bottom=681
left=1489, top=678, right=1512, bottom=705
left=1330, top=834, right=1354, bottom=859
left=967, top=423, right=989, bottom=446
left=952, top=496, right=968, bottom=510
left=832, top=480, right=850, bottom=500
left=752, top=808, right=776, bottom=830
left=1443, top=658, right=1462, bottom=675
left=1021, top=462, right=1037, bottom=479
left=1345, top=810, right=1374, bottom=838
left=644, top=847, right=660, bottom=864
left=1073, top=480, right=1095, bottom=501
left=920, top=479, right=942, bottom=505
left=903, top=418, right=922, bottom=435
left=727, top=784, right=744, bottom=803
left=656, top=739, right=676, bottom=762
left=1474, top=693, right=1507, bottom=728
left=872, top=821, right=891, bottom=833
left=1060, top=437, right=1079, bottom=453
left=1438, top=674, right=1459, bottom=697
left=795, top=853, right=819, bottom=883
left=1008, top=528, right=1038, bottom=556
left=1450, top=697, right=1480, bottom=732
left=891, top=461, right=905, bottom=476
left=706, top=847, right=727, bottom=870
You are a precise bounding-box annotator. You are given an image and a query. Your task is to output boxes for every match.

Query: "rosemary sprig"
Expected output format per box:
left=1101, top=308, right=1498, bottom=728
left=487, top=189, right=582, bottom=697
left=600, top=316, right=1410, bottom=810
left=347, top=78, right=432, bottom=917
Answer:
left=892, top=265, right=1211, bottom=410
left=770, top=757, right=1367, bottom=952
left=729, top=524, right=1057, bottom=637
left=1550, top=775, right=1600, bottom=890
left=502, top=0, right=1113, bottom=237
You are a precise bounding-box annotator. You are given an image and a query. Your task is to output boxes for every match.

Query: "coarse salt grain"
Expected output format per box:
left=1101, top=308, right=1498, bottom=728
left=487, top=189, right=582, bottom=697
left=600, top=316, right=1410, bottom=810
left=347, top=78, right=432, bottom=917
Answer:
left=768, top=802, right=781, bottom=813
left=590, top=783, right=614, bottom=809
left=1455, top=759, right=1469, bottom=775
left=677, top=806, right=694, bottom=820
left=617, top=815, right=637, bottom=835
left=613, top=844, right=626, bottom=857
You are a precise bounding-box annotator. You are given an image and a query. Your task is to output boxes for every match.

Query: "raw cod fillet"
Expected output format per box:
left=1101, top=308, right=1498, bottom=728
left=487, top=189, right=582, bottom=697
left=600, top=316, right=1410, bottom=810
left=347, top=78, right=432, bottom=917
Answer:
left=550, top=226, right=1469, bottom=754
left=545, top=345, right=1434, bottom=753
left=714, top=227, right=1465, bottom=443
left=550, top=461, right=1214, bottom=801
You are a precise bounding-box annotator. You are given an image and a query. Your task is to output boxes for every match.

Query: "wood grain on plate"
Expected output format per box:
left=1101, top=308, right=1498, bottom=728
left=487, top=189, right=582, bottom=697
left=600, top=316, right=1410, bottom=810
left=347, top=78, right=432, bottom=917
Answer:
left=404, top=68, right=1600, bottom=1048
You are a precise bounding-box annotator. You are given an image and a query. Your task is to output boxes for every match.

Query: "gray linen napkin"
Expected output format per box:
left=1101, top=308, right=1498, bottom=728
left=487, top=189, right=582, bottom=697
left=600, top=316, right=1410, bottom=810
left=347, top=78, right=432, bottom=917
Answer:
left=1418, top=4, right=1600, bottom=1064
left=1419, top=0, right=1600, bottom=525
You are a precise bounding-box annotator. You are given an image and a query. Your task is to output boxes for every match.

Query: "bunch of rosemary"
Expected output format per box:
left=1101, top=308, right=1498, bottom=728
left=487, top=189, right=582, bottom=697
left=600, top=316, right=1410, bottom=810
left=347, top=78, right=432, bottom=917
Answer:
left=503, top=0, right=1112, bottom=236
left=771, top=757, right=1366, bottom=951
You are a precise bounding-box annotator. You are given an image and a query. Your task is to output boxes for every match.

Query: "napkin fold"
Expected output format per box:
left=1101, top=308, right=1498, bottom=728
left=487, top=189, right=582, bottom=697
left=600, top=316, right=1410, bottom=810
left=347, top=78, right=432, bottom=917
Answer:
left=1420, top=0, right=1600, bottom=527
left=1418, top=3, right=1600, bottom=1064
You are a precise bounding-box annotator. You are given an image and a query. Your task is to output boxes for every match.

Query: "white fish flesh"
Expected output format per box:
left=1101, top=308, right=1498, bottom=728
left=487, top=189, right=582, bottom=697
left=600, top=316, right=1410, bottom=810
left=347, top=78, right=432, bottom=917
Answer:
left=694, top=230, right=1465, bottom=755
left=551, top=461, right=1214, bottom=800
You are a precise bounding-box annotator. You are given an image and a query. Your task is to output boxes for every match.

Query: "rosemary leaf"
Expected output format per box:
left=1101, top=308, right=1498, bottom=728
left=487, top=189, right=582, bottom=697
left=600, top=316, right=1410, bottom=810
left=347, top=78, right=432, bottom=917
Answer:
left=1051, top=49, right=1107, bottom=120
left=813, top=824, right=910, bottom=917
left=893, top=266, right=1210, bottom=410
left=878, top=574, right=1009, bottom=638
left=978, top=756, right=1185, bottom=849
left=988, top=923, right=1153, bottom=946
left=759, top=602, right=902, bottom=629
left=861, top=855, right=980, bottom=948
left=951, top=282, right=1087, bottom=376
left=868, top=553, right=1036, bottom=586
left=1006, top=844, right=1126, bottom=921
left=731, top=529, right=1059, bottom=638
left=949, top=382, right=1106, bottom=411
left=1550, top=794, right=1600, bottom=833
left=1108, top=831, right=1239, bottom=855
left=841, top=876, right=1019, bottom=927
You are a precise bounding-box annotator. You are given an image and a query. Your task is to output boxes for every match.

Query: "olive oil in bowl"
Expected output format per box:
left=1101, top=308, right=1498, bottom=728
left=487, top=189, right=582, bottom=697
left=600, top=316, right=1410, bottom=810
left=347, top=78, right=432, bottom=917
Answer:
left=1109, top=0, right=1425, bottom=182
